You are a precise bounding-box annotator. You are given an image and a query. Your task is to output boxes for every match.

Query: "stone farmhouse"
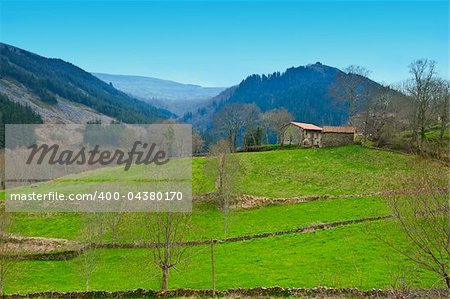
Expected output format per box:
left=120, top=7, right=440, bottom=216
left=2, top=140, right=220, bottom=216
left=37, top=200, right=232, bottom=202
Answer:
left=281, top=121, right=356, bottom=147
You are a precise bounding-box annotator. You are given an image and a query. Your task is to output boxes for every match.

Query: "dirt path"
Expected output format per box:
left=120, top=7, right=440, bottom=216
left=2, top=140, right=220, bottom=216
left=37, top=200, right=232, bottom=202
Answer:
left=233, top=188, right=447, bottom=209
left=1, top=234, right=80, bottom=258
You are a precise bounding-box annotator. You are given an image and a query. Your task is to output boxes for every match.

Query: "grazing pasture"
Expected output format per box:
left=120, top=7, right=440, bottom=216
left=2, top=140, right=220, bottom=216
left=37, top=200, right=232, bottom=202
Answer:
left=1, top=145, right=448, bottom=294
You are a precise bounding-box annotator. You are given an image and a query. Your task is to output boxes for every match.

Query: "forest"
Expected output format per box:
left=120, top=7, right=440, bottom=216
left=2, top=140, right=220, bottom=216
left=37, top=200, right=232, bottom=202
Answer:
left=0, top=94, right=43, bottom=148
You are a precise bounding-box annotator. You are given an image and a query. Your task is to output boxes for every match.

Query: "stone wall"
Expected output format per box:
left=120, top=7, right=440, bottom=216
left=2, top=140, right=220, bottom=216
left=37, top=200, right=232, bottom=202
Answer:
left=5, top=287, right=449, bottom=298
left=322, top=132, right=354, bottom=147
left=282, top=124, right=303, bottom=145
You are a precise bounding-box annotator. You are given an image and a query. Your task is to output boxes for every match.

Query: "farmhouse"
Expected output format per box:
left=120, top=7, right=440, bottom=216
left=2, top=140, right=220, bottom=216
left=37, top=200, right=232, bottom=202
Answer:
left=281, top=121, right=355, bottom=147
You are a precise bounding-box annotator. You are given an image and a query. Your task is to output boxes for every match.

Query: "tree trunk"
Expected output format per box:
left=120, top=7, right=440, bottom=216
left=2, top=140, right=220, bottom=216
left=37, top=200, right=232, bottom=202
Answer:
left=227, top=131, right=232, bottom=151
left=439, top=118, right=447, bottom=143
left=233, top=129, right=238, bottom=152
left=0, top=256, right=4, bottom=297
left=211, top=240, right=216, bottom=296
left=223, top=206, right=228, bottom=238
left=85, top=271, right=89, bottom=291
left=420, top=126, right=426, bottom=145
left=444, top=272, right=450, bottom=289
left=161, top=267, right=169, bottom=291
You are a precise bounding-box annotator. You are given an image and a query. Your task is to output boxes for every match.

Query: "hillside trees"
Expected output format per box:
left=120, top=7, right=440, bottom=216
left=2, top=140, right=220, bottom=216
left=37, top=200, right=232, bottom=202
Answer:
left=214, top=103, right=295, bottom=149
left=335, top=66, right=371, bottom=123
left=358, top=86, right=399, bottom=145
left=0, top=94, right=43, bottom=148
left=192, top=129, right=205, bottom=154
left=404, top=59, right=437, bottom=145
left=348, top=60, right=447, bottom=152
left=242, top=104, right=262, bottom=147
left=431, top=79, right=450, bottom=143
left=261, top=108, right=294, bottom=144
left=214, top=103, right=262, bottom=151
left=331, top=65, right=372, bottom=126
left=217, top=63, right=349, bottom=126
left=0, top=43, right=166, bottom=123
left=214, top=103, right=244, bottom=151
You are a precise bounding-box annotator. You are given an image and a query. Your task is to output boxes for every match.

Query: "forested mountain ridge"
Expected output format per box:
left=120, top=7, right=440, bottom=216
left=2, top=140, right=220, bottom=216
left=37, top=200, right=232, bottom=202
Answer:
left=187, top=62, right=384, bottom=130
left=0, top=43, right=169, bottom=124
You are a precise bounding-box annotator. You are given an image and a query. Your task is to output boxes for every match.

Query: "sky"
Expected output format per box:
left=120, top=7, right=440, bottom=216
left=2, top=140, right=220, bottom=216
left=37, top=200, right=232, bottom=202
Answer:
left=0, top=0, right=448, bottom=87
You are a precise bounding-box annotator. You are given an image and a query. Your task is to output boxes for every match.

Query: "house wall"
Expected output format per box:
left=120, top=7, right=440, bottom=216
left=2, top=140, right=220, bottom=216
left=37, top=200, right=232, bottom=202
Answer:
left=282, top=124, right=321, bottom=147
left=303, top=130, right=322, bottom=147
left=322, top=132, right=354, bottom=147
left=282, top=124, right=303, bottom=145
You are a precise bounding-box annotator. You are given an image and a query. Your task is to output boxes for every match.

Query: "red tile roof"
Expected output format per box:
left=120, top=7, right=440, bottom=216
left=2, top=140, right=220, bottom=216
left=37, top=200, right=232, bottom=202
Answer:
left=322, top=126, right=356, bottom=134
left=289, top=122, right=323, bottom=131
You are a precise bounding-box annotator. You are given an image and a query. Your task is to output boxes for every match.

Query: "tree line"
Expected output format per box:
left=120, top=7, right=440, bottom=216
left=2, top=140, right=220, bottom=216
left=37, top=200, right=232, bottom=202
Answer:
left=333, top=60, right=449, bottom=158
left=209, top=59, right=449, bottom=158
left=213, top=105, right=293, bottom=152
left=0, top=94, right=43, bottom=148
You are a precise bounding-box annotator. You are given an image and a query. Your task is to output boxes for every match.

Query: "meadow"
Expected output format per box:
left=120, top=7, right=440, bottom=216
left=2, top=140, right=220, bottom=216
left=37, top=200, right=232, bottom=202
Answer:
left=1, top=145, right=448, bottom=294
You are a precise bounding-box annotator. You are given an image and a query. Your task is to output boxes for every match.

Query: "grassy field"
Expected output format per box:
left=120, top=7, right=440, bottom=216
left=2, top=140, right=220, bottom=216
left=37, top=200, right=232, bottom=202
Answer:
left=10, top=195, right=389, bottom=241
left=7, top=220, right=442, bottom=294
left=3, top=145, right=439, bottom=200
left=1, top=145, right=448, bottom=293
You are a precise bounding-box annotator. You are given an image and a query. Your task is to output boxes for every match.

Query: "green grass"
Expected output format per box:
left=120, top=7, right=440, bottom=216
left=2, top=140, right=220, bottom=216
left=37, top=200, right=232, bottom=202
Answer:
left=10, top=196, right=389, bottom=241
left=400, top=124, right=450, bottom=142
left=7, top=220, right=442, bottom=294
left=1, top=145, right=448, bottom=293
left=236, top=145, right=438, bottom=198
left=3, top=145, right=441, bottom=203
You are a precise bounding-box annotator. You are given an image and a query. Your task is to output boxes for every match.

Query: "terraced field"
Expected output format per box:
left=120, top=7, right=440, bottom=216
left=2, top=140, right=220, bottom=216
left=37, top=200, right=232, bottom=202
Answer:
left=1, top=145, right=448, bottom=294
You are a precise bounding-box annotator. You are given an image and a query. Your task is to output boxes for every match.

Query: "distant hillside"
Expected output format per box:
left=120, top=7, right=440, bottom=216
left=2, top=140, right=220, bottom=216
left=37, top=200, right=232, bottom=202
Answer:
left=93, top=73, right=226, bottom=116
left=188, top=62, right=383, bottom=130
left=0, top=43, right=169, bottom=124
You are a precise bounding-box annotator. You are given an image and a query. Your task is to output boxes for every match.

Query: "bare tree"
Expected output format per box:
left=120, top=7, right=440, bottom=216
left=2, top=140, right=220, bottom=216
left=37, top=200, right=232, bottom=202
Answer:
left=331, top=65, right=371, bottom=125
left=242, top=104, right=262, bottom=147
left=146, top=212, right=191, bottom=291
left=78, top=213, right=105, bottom=291
left=385, top=166, right=449, bottom=288
left=431, top=79, right=450, bottom=144
left=206, top=139, right=240, bottom=237
left=214, top=103, right=262, bottom=151
left=262, top=108, right=293, bottom=144
left=405, top=59, right=437, bottom=145
left=192, top=129, right=204, bottom=154
left=105, top=212, right=123, bottom=244
left=361, top=86, right=396, bottom=145
left=214, top=103, right=246, bottom=152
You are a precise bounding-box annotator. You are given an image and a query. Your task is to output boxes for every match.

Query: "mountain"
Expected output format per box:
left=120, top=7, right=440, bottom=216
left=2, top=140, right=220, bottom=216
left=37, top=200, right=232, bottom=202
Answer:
left=0, top=43, right=169, bottom=124
left=188, top=62, right=383, bottom=130
left=93, top=73, right=226, bottom=116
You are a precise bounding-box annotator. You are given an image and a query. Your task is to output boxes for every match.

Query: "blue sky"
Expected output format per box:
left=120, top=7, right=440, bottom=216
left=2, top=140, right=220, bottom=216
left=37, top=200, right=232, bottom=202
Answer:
left=0, top=0, right=448, bottom=86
